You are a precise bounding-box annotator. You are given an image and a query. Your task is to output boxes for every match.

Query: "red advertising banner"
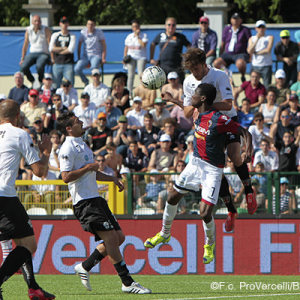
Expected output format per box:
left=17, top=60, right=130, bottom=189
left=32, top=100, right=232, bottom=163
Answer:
left=28, top=219, right=300, bottom=275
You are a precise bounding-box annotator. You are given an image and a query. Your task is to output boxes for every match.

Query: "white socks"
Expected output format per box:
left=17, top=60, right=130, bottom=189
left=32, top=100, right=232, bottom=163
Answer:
left=160, top=202, right=178, bottom=238
left=202, top=218, right=215, bottom=245
left=0, top=240, right=12, bottom=262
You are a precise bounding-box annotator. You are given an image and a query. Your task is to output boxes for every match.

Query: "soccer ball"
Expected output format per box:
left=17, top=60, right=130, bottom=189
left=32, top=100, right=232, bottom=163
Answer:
left=141, top=66, right=166, bottom=90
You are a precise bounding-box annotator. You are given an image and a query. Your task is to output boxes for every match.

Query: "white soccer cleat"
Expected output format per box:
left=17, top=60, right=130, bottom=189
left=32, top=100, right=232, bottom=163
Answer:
left=122, top=282, right=152, bottom=294
left=74, top=263, right=92, bottom=291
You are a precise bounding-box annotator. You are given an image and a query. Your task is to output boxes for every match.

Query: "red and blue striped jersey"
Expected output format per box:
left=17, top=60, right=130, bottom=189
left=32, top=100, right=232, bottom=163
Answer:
left=193, top=110, right=240, bottom=168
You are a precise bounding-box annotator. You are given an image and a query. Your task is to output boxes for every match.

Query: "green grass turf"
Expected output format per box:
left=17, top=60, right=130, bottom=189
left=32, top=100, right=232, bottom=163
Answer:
left=2, top=274, right=300, bottom=300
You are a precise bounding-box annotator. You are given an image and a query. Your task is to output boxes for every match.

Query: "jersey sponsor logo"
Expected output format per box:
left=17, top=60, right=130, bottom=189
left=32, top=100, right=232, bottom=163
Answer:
left=61, top=155, right=69, bottom=160
left=195, top=125, right=210, bottom=136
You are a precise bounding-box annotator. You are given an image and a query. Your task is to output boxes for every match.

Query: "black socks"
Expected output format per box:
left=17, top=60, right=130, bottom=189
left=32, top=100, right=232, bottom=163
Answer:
left=220, top=176, right=237, bottom=213
left=234, top=163, right=253, bottom=195
left=82, top=249, right=104, bottom=272
left=21, top=258, right=40, bottom=290
left=114, top=260, right=134, bottom=287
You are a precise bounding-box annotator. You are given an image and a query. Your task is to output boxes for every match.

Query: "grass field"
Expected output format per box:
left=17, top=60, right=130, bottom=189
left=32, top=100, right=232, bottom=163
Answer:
left=2, top=274, right=300, bottom=300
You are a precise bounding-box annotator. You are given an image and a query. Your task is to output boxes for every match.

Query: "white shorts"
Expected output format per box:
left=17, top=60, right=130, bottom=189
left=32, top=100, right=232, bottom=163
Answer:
left=174, top=156, right=223, bottom=205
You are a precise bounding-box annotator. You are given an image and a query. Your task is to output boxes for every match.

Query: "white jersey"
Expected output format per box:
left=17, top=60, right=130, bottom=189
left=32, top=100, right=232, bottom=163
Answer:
left=183, top=67, right=236, bottom=118
left=0, top=123, right=40, bottom=197
left=59, top=136, right=99, bottom=205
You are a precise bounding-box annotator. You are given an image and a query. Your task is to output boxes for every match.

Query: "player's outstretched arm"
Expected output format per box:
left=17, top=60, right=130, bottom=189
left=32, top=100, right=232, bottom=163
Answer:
left=61, top=163, right=99, bottom=183
left=96, top=172, right=124, bottom=192
left=161, top=92, right=184, bottom=109
left=238, top=126, right=253, bottom=163
left=212, top=99, right=232, bottom=111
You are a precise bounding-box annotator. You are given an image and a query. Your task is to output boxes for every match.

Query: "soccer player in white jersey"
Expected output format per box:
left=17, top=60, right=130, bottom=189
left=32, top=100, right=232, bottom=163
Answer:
left=0, top=100, right=55, bottom=300
left=57, top=112, right=151, bottom=294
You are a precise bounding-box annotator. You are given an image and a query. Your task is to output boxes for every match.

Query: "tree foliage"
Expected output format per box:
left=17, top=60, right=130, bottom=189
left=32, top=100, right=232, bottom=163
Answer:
left=0, top=0, right=29, bottom=26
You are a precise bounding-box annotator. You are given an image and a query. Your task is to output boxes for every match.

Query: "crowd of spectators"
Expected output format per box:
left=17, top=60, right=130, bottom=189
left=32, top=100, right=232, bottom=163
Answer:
left=1, top=13, right=300, bottom=215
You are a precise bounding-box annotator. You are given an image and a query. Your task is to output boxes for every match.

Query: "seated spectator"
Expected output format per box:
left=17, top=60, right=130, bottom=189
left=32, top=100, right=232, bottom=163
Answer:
left=161, top=71, right=183, bottom=111
left=75, top=19, right=106, bottom=86
left=213, top=12, right=251, bottom=82
left=87, top=112, right=112, bottom=156
left=96, top=154, right=114, bottom=177
left=49, top=16, right=76, bottom=88
left=95, top=96, right=122, bottom=130
left=295, top=30, right=300, bottom=73
left=251, top=162, right=268, bottom=210
left=269, top=69, right=290, bottom=106
left=38, top=73, right=55, bottom=105
left=258, top=87, right=278, bottom=127
left=191, top=16, right=217, bottom=66
left=137, top=169, right=165, bottom=208
left=234, top=70, right=266, bottom=112
left=171, top=160, right=186, bottom=182
left=247, top=20, right=273, bottom=87
left=126, top=96, right=147, bottom=131
left=73, top=92, right=96, bottom=130
left=252, top=139, right=279, bottom=172
left=123, top=19, right=148, bottom=95
left=31, top=116, right=50, bottom=142
left=105, top=142, right=123, bottom=175
left=56, top=78, right=78, bottom=111
left=124, top=141, right=148, bottom=173
left=137, top=113, right=160, bottom=157
left=111, top=77, right=130, bottom=114
left=248, top=112, right=273, bottom=153
left=133, top=78, right=156, bottom=109
left=148, top=134, right=178, bottom=172
left=274, top=30, right=299, bottom=87
left=237, top=98, right=254, bottom=128
left=290, top=71, right=300, bottom=98
left=149, top=97, right=170, bottom=127
left=182, top=135, right=194, bottom=164
left=20, top=15, right=51, bottom=87
left=83, top=68, right=110, bottom=107
left=48, top=130, right=61, bottom=179
left=45, top=93, right=69, bottom=130
left=20, top=89, right=46, bottom=127
left=8, top=71, right=29, bottom=105
left=170, top=103, right=193, bottom=134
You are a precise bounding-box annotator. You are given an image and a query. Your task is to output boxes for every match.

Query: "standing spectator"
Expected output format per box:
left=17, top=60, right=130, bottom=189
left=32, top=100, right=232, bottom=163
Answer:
left=274, top=30, right=299, bottom=87
left=149, top=97, right=170, bottom=128
left=237, top=98, right=254, bottom=129
left=56, top=78, right=78, bottom=111
left=247, top=20, right=274, bottom=87
left=84, top=68, right=110, bottom=107
left=234, top=70, right=266, bottom=112
left=259, top=87, right=278, bottom=127
left=49, top=16, right=76, bottom=88
left=20, top=15, right=51, bottom=87
left=95, top=96, right=122, bottom=130
left=150, top=17, right=190, bottom=83
left=123, top=20, right=148, bottom=94
left=213, top=12, right=251, bottom=82
left=73, top=93, right=96, bottom=130
left=126, top=96, right=147, bottom=131
left=111, top=77, right=130, bottom=114
left=269, top=69, right=290, bottom=106
left=20, top=89, right=46, bottom=127
left=8, top=71, right=29, bottom=105
left=38, top=73, right=55, bottom=105
left=272, top=177, right=294, bottom=214
left=75, top=19, right=106, bottom=86
left=133, top=78, right=156, bottom=109
left=191, top=16, right=217, bottom=66
left=253, top=139, right=278, bottom=172
left=290, top=71, right=300, bottom=98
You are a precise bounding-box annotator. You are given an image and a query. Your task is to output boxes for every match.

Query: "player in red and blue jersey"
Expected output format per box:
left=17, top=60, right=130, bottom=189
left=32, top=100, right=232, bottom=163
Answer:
left=145, top=83, right=252, bottom=264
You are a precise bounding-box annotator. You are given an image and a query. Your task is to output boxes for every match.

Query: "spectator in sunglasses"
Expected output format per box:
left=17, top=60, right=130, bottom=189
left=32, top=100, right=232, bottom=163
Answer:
left=56, top=78, right=78, bottom=111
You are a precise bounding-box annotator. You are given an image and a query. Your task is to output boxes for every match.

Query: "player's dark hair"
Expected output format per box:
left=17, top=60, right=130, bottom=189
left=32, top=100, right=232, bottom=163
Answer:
left=56, top=111, right=75, bottom=135
left=182, top=48, right=206, bottom=70
left=194, top=83, right=217, bottom=106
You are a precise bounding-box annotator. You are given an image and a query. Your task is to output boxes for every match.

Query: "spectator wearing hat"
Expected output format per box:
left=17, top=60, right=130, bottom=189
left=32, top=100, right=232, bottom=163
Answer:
left=274, top=30, right=299, bottom=87
left=148, top=133, right=178, bottom=172
left=191, top=16, right=217, bottom=66
left=290, top=71, right=300, bottom=99
left=31, top=116, right=50, bottom=142
left=258, top=87, right=278, bottom=127
left=38, top=73, right=56, bottom=105
left=20, top=89, right=46, bottom=127
left=44, top=93, right=69, bottom=130
left=20, top=15, right=51, bottom=86
left=149, top=97, right=170, bottom=127
left=95, top=96, right=122, bottom=130
left=111, top=77, right=130, bottom=114
left=123, top=19, right=148, bottom=94
left=75, top=19, right=107, bottom=86
left=87, top=112, right=112, bottom=156
left=269, top=69, right=290, bottom=106
left=83, top=68, right=110, bottom=107
left=214, top=12, right=251, bottom=83
left=247, top=20, right=274, bottom=88
left=8, top=71, right=29, bottom=105
left=55, top=78, right=78, bottom=111
left=49, top=16, right=76, bottom=88
left=161, top=71, right=183, bottom=111
left=126, top=96, right=147, bottom=131
left=73, top=92, right=96, bottom=129
left=133, top=77, right=156, bottom=109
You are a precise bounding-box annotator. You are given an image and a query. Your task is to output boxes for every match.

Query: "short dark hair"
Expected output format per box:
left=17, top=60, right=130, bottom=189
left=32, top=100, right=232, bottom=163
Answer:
left=131, top=19, right=140, bottom=25
left=194, top=83, right=217, bottom=107
left=242, top=98, right=250, bottom=104
left=163, top=117, right=176, bottom=127
left=260, top=138, right=270, bottom=145
left=182, top=48, right=206, bottom=70
left=50, top=129, right=60, bottom=137
left=144, top=113, right=153, bottom=120
left=267, top=86, right=278, bottom=96
left=254, top=112, right=264, bottom=120
left=56, top=111, right=75, bottom=135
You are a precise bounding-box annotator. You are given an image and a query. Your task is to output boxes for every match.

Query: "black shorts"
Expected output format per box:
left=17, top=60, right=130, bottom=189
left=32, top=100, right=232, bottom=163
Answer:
left=225, top=116, right=240, bottom=146
left=0, top=196, right=34, bottom=241
left=73, top=197, right=121, bottom=241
